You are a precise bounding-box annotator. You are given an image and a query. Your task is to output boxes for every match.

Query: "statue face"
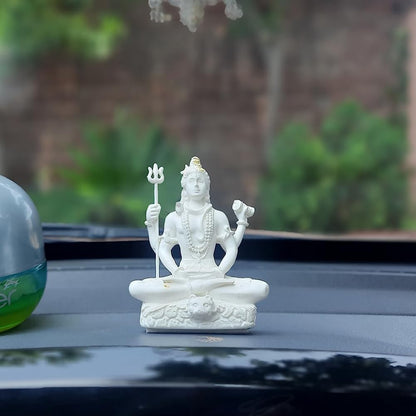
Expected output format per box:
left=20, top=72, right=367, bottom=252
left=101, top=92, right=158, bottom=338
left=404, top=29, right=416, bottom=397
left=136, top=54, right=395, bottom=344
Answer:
left=183, top=172, right=208, bottom=200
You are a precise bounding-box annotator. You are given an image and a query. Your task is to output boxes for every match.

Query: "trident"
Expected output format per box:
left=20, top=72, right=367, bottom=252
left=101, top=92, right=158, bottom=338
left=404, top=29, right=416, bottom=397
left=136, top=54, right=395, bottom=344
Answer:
left=147, top=163, right=164, bottom=278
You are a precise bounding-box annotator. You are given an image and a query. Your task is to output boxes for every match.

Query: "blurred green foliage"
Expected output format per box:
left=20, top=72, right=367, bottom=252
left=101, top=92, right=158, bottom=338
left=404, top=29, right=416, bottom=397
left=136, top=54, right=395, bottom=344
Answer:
left=31, top=113, right=185, bottom=226
left=261, top=100, right=408, bottom=233
left=0, top=0, right=126, bottom=60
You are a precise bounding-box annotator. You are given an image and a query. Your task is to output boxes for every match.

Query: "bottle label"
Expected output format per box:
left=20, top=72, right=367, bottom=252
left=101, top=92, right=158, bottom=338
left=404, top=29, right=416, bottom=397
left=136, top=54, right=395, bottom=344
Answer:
left=0, top=278, right=19, bottom=309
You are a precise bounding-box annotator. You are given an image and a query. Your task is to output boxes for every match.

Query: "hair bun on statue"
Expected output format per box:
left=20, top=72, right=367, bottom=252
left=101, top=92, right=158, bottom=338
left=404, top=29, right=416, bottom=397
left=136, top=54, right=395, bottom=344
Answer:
left=181, top=156, right=207, bottom=176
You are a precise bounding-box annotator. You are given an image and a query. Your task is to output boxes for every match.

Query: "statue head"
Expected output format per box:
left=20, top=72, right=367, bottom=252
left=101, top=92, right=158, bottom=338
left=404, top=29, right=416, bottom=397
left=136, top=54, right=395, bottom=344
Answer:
left=177, top=157, right=211, bottom=209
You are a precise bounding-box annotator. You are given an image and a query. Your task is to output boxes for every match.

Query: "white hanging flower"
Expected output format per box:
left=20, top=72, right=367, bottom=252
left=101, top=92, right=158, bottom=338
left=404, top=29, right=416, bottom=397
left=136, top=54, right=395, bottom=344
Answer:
left=148, top=0, right=243, bottom=32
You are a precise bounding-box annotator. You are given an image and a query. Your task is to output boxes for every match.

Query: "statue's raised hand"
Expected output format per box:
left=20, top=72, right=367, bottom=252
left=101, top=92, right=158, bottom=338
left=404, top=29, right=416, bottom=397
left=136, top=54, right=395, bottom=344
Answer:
left=145, top=203, right=161, bottom=226
left=232, top=200, right=255, bottom=222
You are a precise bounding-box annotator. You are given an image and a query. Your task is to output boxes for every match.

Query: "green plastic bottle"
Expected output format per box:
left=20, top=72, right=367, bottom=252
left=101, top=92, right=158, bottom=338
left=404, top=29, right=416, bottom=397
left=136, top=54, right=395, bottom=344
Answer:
left=0, top=176, right=47, bottom=332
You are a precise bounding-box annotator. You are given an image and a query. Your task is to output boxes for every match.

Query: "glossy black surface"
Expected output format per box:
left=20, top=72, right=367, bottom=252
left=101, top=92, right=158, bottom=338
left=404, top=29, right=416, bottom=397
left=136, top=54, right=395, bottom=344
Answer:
left=2, top=346, right=416, bottom=415
left=3, top=231, right=416, bottom=415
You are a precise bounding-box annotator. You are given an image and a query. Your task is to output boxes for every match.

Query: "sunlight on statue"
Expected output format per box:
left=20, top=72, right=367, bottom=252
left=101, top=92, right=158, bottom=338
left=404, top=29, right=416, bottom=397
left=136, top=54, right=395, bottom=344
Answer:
left=148, top=0, right=243, bottom=32
left=129, top=157, right=269, bottom=332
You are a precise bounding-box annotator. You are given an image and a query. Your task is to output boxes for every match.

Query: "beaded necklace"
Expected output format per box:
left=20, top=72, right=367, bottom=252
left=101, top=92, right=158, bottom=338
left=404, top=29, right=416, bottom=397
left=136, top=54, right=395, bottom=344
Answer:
left=181, top=205, right=214, bottom=259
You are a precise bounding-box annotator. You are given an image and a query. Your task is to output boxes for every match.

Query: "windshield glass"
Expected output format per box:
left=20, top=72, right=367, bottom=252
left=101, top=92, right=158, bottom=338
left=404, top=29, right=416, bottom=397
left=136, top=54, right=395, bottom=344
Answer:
left=0, top=0, right=412, bottom=236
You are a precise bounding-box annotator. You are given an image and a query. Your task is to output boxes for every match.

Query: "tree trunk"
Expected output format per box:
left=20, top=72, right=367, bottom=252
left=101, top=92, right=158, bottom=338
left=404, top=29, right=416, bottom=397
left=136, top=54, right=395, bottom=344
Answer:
left=240, top=1, right=288, bottom=161
left=406, top=8, right=416, bottom=212
left=263, top=36, right=287, bottom=160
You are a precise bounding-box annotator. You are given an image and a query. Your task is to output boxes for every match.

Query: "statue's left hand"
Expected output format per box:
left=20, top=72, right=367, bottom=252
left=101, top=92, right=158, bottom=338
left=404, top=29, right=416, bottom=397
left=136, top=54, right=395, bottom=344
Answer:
left=232, top=200, right=255, bottom=221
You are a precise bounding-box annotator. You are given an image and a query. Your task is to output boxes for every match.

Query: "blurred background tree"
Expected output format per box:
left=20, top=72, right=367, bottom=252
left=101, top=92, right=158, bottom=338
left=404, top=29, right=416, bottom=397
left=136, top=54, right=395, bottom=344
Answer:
left=0, top=0, right=413, bottom=233
left=0, top=0, right=126, bottom=61
left=31, top=112, right=185, bottom=226
left=261, top=100, right=408, bottom=233
left=231, top=0, right=289, bottom=158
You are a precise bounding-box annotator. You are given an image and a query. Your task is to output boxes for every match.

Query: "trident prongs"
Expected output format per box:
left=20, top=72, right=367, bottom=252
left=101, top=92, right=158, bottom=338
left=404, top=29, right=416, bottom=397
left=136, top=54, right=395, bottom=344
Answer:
left=147, top=163, right=164, bottom=187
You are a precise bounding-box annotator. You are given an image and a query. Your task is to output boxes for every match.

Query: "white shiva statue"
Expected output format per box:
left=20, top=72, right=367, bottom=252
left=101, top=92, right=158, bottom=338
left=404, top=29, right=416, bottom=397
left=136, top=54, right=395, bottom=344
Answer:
left=129, top=157, right=269, bottom=332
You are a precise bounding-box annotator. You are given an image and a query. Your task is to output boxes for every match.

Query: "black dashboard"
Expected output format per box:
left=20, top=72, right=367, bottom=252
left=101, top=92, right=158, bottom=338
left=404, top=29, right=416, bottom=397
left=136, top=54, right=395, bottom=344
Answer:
left=2, top=227, right=416, bottom=415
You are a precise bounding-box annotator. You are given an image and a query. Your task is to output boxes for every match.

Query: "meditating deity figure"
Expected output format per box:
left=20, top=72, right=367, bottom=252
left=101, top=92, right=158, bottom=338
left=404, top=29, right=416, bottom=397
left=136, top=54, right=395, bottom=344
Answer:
left=129, top=157, right=269, bottom=332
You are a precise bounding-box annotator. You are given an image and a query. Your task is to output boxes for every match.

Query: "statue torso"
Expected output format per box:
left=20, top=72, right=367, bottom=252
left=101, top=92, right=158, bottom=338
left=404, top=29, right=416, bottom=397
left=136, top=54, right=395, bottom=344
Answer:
left=163, top=204, right=232, bottom=270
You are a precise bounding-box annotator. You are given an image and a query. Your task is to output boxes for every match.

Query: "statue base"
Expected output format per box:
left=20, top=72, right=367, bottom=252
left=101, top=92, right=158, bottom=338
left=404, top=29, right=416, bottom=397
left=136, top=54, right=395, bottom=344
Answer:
left=139, top=296, right=257, bottom=332
left=145, top=328, right=251, bottom=334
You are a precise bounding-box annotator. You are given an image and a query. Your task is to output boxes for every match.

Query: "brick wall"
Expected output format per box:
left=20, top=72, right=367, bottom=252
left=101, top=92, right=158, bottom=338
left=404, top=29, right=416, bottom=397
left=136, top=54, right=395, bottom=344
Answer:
left=0, top=0, right=409, bottom=221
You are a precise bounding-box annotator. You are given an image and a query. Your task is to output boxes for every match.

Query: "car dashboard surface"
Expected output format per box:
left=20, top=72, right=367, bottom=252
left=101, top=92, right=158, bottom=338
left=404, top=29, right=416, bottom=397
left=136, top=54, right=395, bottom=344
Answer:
left=2, top=231, right=416, bottom=415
